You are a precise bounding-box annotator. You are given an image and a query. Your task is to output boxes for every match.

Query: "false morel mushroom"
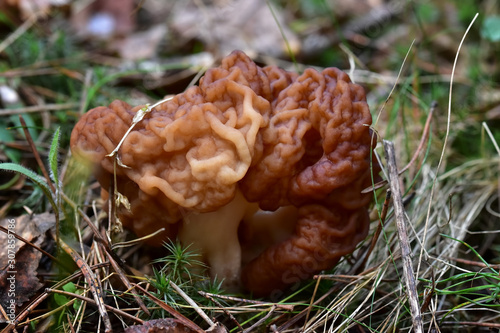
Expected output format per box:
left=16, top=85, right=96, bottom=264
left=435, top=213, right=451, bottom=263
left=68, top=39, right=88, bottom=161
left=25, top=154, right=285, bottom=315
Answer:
left=70, top=50, right=377, bottom=296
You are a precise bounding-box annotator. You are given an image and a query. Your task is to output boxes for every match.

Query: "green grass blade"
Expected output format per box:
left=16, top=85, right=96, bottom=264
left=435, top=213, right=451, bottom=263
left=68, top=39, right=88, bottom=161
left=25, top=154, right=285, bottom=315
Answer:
left=441, top=234, right=498, bottom=274
left=265, top=0, right=299, bottom=73
left=0, top=173, right=20, bottom=190
left=0, top=163, right=57, bottom=213
left=49, top=127, right=61, bottom=185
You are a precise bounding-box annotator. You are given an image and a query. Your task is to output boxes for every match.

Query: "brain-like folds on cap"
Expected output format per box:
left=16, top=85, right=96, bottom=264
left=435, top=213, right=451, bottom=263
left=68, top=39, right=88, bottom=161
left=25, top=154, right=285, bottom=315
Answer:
left=71, top=50, right=376, bottom=296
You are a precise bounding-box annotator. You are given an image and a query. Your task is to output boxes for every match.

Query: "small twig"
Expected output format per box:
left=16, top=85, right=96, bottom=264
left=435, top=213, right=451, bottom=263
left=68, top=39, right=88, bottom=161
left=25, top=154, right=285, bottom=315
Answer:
left=441, top=321, right=500, bottom=329
left=57, top=262, right=111, bottom=287
left=0, top=68, right=60, bottom=78
left=0, top=200, right=15, bottom=217
left=417, top=13, right=479, bottom=276
left=0, top=225, right=56, bottom=261
left=61, top=193, right=112, bottom=251
left=58, top=238, right=112, bottom=333
left=0, top=103, right=78, bottom=116
left=482, top=121, right=500, bottom=155
left=276, top=286, right=338, bottom=332
left=106, top=96, right=173, bottom=160
left=362, top=102, right=436, bottom=194
left=399, top=101, right=437, bottom=175
left=111, top=228, right=166, bottom=249
left=383, top=140, right=423, bottom=333
left=0, top=262, right=112, bottom=333
left=198, top=291, right=294, bottom=311
left=18, top=115, right=55, bottom=193
left=356, top=189, right=392, bottom=273
left=79, top=70, right=93, bottom=115
left=107, top=173, right=120, bottom=240
left=0, top=304, right=10, bottom=323
left=420, top=268, right=435, bottom=313
left=45, top=288, right=143, bottom=324
left=134, top=283, right=204, bottom=333
left=445, top=256, right=500, bottom=269
left=169, top=280, right=216, bottom=329
left=17, top=298, right=78, bottom=329
left=18, top=115, right=61, bottom=246
left=242, top=305, right=276, bottom=333
left=1, top=293, right=49, bottom=333
left=66, top=313, right=76, bottom=333
left=199, top=292, right=243, bottom=331
left=0, top=13, right=39, bottom=53
left=315, top=273, right=398, bottom=284
left=302, top=276, right=321, bottom=331
left=104, top=249, right=151, bottom=316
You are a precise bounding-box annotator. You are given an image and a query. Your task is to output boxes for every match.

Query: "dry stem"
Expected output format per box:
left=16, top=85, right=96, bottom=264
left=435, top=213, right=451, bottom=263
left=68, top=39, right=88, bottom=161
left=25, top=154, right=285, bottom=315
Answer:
left=383, top=140, right=423, bottom=333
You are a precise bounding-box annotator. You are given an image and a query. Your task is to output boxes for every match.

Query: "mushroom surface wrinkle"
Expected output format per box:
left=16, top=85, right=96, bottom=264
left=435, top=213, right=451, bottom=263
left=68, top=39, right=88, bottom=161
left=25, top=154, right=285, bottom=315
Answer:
left=70, top=50, right=377, bottom=296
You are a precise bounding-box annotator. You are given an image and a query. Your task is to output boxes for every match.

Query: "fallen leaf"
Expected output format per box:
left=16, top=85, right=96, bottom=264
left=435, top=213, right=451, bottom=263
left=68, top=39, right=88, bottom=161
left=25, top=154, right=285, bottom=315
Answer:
left=0, top=213, right=55, bottom=323
left=0, top=242, right=43, bottom=313
left=0, top=213, right=55, bottom=269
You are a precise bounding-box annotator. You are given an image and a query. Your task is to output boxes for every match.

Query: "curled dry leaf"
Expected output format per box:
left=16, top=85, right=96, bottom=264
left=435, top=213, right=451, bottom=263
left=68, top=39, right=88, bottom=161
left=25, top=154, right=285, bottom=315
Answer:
left=0, top=213, right=55, bottom=321
left=0, top=213, right=55, bottom=268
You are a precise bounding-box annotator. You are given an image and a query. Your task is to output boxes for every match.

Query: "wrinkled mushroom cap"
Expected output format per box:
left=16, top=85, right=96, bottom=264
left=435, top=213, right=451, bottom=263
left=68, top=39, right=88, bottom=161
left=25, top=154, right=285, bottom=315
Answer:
left=240, top=66, right=373, bottom=210
left=72, top=56, right=271, bottom=212
left=70, top=50, right=377, bottom=296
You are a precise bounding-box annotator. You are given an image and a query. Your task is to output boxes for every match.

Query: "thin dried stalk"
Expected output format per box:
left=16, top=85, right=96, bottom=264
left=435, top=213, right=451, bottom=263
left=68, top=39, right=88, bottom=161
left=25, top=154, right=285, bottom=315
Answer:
left=383, top=140, right=423, bottom=333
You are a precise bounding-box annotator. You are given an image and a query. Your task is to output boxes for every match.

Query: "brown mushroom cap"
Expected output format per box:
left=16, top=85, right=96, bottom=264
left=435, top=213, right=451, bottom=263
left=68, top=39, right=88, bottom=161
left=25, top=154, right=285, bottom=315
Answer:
left=239, top=66, right=373, bottom=210
left=242, top=203, right=370, bottom=296
left=70, top=50, right=377, bottom=296
left=72, top=54, right=272, bottom=212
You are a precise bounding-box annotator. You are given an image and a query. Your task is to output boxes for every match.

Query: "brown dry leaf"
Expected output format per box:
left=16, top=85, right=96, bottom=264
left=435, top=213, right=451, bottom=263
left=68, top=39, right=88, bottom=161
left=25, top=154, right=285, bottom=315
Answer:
left=0, top=242, right=43, bottom=316
left=170, top=0, right=300, bottom=57
left=124, top=318, right=198, bottom=333
left=0, top=213, right=55, bottom=322
left=0, top=213, right=55, bottom=268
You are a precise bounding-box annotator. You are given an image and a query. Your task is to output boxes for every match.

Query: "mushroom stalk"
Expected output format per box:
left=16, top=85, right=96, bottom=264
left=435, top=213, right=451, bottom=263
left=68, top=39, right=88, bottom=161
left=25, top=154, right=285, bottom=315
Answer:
left=178, top=190, right=258, bottom=289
